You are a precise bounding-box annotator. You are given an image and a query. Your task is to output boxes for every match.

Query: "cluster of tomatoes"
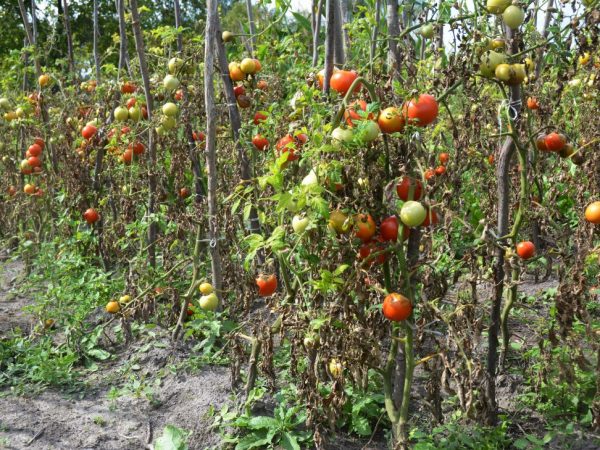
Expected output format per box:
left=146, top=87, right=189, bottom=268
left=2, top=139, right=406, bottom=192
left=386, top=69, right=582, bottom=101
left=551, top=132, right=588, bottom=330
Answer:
left=424, top=153, right=450, bottom=181
left=535, top=131, right=582, bottom=164
left=229, top=57, right=266, bottom=110
left=19, top=137, right=45, bottom=176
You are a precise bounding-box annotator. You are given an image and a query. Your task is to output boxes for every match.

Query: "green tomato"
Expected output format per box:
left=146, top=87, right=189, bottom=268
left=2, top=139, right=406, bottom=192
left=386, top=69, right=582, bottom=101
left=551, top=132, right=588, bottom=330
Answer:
left=128, top=106, right=141, bottom=122
left=162, top=102, right=178, bottom=117
left=331, top=127, right=353, bottom=144
left=292, top=215, right=310, bottom=234
left=420, top=24, right=435, bottom=39
left=486, top=0, right=511, bottom=14
left=360, top=121, right=380, bottom=143
left=502, top=6, right=525, bottom=29
left=480, top=51, right=508, bottom=78
left=400, top=201, right=427, bottom=227
left=163, top=74, right=180, bottom=91
left=168, top=57, right=185, bottom=75
left=199, top=293, right=219, bottom=311
left=114, top=106, right=129, bottom=122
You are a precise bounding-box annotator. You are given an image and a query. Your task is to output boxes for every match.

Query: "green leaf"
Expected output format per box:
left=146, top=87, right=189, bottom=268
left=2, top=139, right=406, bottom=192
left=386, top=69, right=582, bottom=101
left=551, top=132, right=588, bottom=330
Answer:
left=291, top=12, right=311, bottom=33
left=513, top=438, right=529, bottom=449
left=352, top=416, right=372, bottom=436
left=235, top=430, right=272, bottom=450
left=154, top=425, right=189, bottom=450
left=86, top=348, right=111, bottom=360
left=280, top=432, right=301, bottom=450
left=246, top=416, right=279, bottom=430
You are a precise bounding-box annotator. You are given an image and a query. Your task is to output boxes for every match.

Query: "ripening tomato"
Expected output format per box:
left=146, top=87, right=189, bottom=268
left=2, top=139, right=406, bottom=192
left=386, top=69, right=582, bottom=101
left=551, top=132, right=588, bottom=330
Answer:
left=179, top=187, right=190, bottom=199
left=24, top=183, right=36, bottom=195
left=424, top=168, right=436, bottom=181
left=378, top=107, right=405, bottom=134
left=434, top=165, right=446, bottom=176
left=82, top=125, right=97, bottom=140
left=516, top=241, right=535, bottom=260
left=121, top=82, right=136, bottom=94
left=382, top=293, right=412, bottom=321
left=257, top=80, right=268, bottom=90
left=355, top=214, right=376, bottom=242
left=252, top=134, right=269, bottom=151
left=128, top=142, right=145, bottom=155
left=536, top=135, right=548, bottom=151
left=233, top=85, right=245, bottom=97
left=122, top=148, right=133, bottom=164
left=544, top=132, right=566, bottom=152
left=404, top=94, right=439, bottom=126
left=256, top=273, right=277, bottom=297
left=584, top=201, right=600, bottom=224
left=396, top=177, right=423, bottom=201
left=126, top=98, right=137, bottom=108
left=83, top=208, right=100, bottom=224
left=254, top=111, right=267, bottom=125
left=526, top=97, right=539, bottom=110
left=330, top=70, right=360, bottom=95
left=439, top=153, right=450, bottom=165
left=344, top=100, right=372, bottom=126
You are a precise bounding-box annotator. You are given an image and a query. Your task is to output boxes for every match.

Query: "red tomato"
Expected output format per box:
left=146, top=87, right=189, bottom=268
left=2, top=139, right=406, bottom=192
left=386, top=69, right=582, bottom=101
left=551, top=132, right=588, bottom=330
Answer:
left=128, top=142, right=145, bottom=155
left=516, top=241, right=535, bottom=259
left=424, top=168, right=436, bottom=181
left=233, top=85, right=245, bottom=97
left=544, top=132, right=566, bottom=152
left=439, top=153, right=449, bottom=165
left=193, top=131, right=206, bottom=142
left=253, top=111, right=268, bottom=125
left=179, top=187, right=190, bottom=199
left=252, top=134, right=269, bottom=151
left=382, top=293, right=412, bottom=321
left=81, top=124, right=97, bottom=140
left=358, top=240, right=386, bottom=265
left=404, top=94, right=439, bottom=127
left=396, top=177, right=423, bottom=201
left=421, top=208, right=439, bottom=227
left=330, top=70, right=360, bottom=95
left=380, top=216, right=399, bottom=241
left=28, top=144, right=42, bottom=157
left=276, top=133, right=307, bottom=161
left=83, top=208, right=100, bottom=224
left=434, top=165, right=446, bottom=176
left=256, top=274, right=277, bottom=297
left=355, top=214, right=376, bottom=242
left=27, top=156, right=41, bottom=168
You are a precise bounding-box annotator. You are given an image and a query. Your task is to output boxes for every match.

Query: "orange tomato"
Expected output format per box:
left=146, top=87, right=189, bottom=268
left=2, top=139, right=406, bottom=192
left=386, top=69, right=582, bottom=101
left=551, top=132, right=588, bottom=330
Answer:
left=382, top=293, right=412, bottom=321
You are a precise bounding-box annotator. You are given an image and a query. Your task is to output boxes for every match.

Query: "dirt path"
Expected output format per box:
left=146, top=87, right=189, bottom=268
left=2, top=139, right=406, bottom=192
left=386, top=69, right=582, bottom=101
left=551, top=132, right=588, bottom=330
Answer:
left=0, top=257, right=231, bottom=450
left=0, top=259, right=34, bottom=338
